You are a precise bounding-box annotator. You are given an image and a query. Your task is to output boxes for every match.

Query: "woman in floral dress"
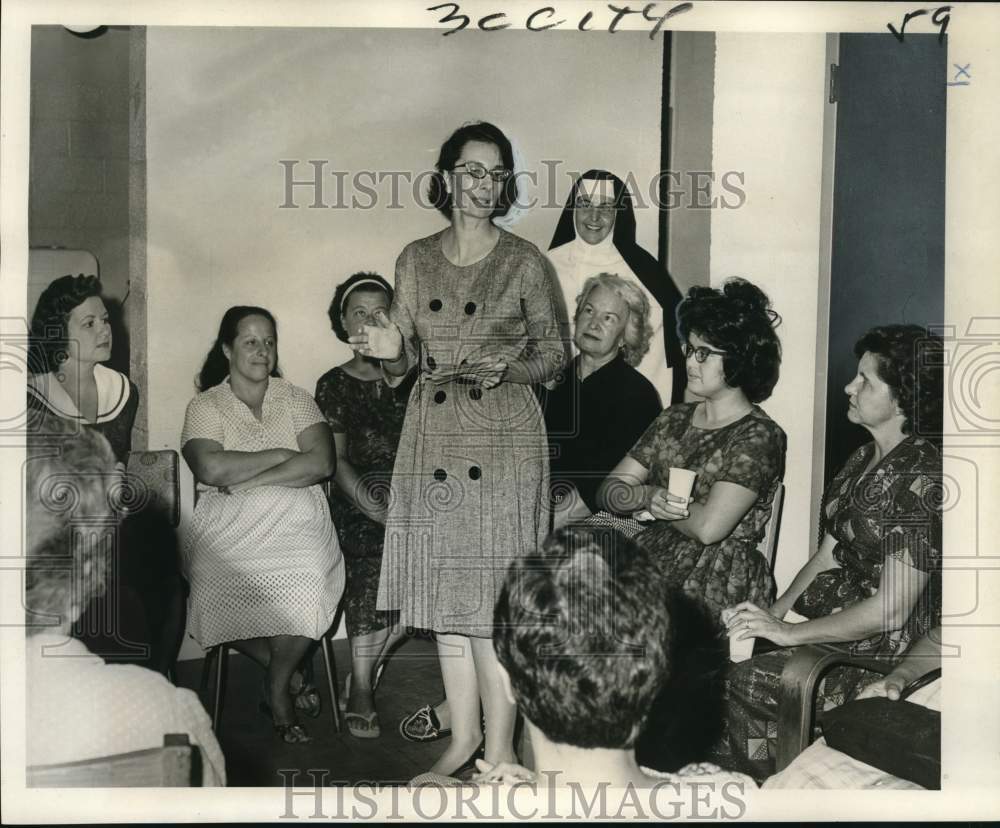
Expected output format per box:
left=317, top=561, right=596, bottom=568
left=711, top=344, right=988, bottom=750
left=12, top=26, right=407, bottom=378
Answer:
left=597, top=278, right=786, bottom=619
left=315, top=272, right=413, bottom=739
left=718, top=324, right=944, bottom=781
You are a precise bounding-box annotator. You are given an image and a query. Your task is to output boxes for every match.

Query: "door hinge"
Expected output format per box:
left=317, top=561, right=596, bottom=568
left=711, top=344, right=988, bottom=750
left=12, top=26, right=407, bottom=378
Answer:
left=829, top=63, right=840, bottom=104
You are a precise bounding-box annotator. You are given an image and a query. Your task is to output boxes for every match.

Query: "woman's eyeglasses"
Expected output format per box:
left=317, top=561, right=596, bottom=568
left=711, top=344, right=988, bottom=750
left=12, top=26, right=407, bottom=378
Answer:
left=682, top=343, right=727, bottom=363
left=453, top=161, right=512, bottom=182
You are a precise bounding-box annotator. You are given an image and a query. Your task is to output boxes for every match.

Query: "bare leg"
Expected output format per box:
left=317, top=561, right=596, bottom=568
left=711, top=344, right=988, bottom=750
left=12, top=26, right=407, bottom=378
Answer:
left=427, top=634, right=483, bottom=775
left=432, top=699, right=452, bottom=731
left=471, top=635, right=516, bottom=766
left=375, top=624, right=407, bottom=670
left=229, top=637, right=270, bottom=668
left=265, top=635, right=313, bottom=724
left=347, top=628, right=391, bottom=716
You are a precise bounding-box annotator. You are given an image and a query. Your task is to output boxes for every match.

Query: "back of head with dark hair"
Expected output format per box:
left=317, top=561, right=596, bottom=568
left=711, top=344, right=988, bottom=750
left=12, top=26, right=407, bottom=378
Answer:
left=197, top=305, right=281, bottom=391
left=29, top=274, right=103, bottom=374
left=676, top=277, right=782, bottom=403
left=427, top=121, right=519, bottom=220
left=853, top=324, right=944, bottom=439
left=327, top=272, right=393, bottom=343
left=493, top=526, right=671, bottom=750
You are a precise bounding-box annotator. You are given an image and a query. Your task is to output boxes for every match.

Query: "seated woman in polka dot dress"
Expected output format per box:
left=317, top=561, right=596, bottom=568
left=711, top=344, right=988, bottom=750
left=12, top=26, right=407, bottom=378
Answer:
left=181, top=306, right=344, bottom=744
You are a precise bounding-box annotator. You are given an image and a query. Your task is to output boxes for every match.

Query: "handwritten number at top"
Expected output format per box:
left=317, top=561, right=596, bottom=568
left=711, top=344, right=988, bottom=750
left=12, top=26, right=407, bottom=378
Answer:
left=887, top=6, right=951, bottom=45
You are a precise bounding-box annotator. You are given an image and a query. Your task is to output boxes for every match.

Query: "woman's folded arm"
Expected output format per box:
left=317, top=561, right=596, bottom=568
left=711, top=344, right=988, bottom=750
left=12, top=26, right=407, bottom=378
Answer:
left=227, top=422, right=336, bottom=491
left=769, top=533, right=840, bottom=619
left=782, top=556, right=930, bottom=646
left=182, top=439, right=296, bottom=487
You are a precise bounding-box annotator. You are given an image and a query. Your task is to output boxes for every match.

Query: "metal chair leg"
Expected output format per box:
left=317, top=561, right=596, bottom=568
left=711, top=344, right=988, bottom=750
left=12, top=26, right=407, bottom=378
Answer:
left=320, top=634, right=341, bottom=733
left=199, top=645, right=216, bottom=695
left=212, top=645, right=228, bottom=734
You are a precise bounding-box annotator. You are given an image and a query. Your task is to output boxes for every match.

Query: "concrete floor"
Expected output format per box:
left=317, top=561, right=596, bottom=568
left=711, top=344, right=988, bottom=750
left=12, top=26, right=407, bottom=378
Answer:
left=174, top=636, right=450, bottom=786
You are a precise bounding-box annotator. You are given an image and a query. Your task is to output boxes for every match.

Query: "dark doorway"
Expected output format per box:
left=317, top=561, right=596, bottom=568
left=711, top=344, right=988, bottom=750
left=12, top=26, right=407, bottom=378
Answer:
left=824, top=33, right=946, bottom=481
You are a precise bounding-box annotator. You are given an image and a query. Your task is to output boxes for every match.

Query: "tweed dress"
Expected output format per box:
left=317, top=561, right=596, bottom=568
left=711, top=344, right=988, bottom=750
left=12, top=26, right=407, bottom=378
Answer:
left=376, top=229, right=565, bottom=637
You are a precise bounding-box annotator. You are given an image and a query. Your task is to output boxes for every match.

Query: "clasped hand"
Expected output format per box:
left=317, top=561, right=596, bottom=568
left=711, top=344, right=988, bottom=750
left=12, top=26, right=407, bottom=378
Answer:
left=722, top=601, right=792, bottom=646
left=471, top=759, right=537, bottom=785
left=639, top=486, right=690, bottom=521
left=348, top=309, right=403, bottom=361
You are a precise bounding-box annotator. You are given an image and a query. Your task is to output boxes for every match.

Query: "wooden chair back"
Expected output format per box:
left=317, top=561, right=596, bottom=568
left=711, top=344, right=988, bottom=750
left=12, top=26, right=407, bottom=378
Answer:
left=27, top=734, right=200, bottom=787
left=125, top=449, right=180, bottom=527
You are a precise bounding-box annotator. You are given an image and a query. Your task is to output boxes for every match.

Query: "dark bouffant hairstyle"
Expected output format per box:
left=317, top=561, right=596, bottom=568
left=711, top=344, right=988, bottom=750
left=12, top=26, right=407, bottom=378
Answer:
left=426, top=121, right=519, bottom=220
left=29, top=274, right=103, bottom=373
left=196, top=306, right=281, bottom=391
left=676, top=278, right=782, bottom=403
left=26, top=415, right=119, bottom=635
left=327, top=272, right=393, bottom=343
left=854, top=324, right=944, bottom=439
left=493, top=526, right=671, bottom=750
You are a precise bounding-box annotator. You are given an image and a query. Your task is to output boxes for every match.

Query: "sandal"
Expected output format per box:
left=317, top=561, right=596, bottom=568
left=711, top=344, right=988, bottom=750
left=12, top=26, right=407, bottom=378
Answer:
left=294, top=683, right=322, bottom=719
left=338, top=663, right=386, bottom=714
left=259, top=700, right=314, bottom=744
left=345, top=710, right=382, bottom=739
left=399, top=703, right=452, bottom=743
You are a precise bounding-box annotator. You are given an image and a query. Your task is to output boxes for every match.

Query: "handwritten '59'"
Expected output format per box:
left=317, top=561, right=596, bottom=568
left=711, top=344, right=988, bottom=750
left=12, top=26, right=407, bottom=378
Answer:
left=427, top=2, right=693, bottom=38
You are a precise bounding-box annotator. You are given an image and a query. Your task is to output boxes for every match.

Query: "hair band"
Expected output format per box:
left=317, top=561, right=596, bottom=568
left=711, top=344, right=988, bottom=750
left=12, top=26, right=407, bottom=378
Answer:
left=341, top=278, right=388, bottom=308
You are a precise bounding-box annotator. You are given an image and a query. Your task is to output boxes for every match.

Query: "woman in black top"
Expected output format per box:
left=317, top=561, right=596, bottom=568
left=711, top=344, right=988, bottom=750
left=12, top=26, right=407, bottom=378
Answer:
left=541, top=272, right=661, bottom=527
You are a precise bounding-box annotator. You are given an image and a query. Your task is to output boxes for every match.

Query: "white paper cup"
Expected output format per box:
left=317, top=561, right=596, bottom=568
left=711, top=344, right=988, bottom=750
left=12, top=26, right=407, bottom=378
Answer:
left=729, top=634, right=756, bottom=663
left=667, top=467, right=697, bottom=502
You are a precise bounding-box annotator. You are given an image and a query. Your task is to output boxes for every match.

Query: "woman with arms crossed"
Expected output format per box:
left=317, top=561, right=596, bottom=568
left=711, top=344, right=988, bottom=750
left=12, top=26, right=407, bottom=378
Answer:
left=182, top=306, right=344, bottom=744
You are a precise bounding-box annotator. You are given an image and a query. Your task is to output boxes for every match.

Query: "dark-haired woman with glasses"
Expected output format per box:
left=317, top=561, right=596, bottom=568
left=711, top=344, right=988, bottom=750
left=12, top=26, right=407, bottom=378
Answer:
left=349, top=121, right=565, bottom=778
left=597, top=278, right=786, bottom=621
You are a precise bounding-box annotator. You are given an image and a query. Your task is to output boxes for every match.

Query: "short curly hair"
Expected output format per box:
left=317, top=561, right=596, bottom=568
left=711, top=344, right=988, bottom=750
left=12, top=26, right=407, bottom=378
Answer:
left=575, top=273, right=653, bottom=367
left=29, top=274, right=103, bottom=373
left=493, top=526, right=671, bottom=750
left=426, top=121, right=519, bottom=220
left=854, top=324, right=944, bottom=438
left=676, top=277, right=782, bottom=403
left=25, top=415, right=119, bottom=636
left=327, top=272, right=393, bottom=343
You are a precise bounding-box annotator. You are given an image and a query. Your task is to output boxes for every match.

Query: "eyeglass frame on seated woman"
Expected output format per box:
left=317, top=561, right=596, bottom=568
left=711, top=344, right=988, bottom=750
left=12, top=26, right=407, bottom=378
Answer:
left=452, top=161, right=512, bottom=182
left=681, top=342, right=727, bottom=363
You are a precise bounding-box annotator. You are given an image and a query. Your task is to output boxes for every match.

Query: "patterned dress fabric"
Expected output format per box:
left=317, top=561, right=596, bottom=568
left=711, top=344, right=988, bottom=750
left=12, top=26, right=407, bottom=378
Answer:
left=376, top=229, right=565, bottom=637
left=180, top=377, right=344, bottom=648
left=315, top=366, right=410, bottom=638
left=716, top=437, right=942, bottom=782
left=628, top=402, right=787, bottom=620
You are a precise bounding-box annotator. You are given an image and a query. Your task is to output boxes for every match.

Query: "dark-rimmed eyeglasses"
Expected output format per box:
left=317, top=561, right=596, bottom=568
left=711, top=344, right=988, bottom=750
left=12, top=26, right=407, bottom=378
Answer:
left=682, top=343, right=727, bottom=363
left=453, top=161, right=512, bottom=182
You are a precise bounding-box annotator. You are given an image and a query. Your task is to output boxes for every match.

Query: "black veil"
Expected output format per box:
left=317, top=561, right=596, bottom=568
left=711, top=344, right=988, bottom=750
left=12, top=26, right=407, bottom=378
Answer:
left=549, top=170, right=687, bottom=404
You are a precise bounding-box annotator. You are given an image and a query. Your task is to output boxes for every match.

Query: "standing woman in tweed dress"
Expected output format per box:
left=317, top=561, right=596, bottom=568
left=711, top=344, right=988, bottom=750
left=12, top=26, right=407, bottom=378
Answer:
left=351, top=122, right=565, bottom=777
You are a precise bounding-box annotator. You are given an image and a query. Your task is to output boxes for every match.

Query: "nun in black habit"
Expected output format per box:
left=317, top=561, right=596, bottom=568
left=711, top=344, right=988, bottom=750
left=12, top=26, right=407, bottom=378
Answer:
left=547, top=169, right=687, bottom=405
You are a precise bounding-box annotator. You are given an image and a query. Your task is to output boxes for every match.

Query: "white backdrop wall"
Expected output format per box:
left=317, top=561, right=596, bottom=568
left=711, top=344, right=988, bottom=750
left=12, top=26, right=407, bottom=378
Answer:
left=145, top=27, right=664, bottom=654
left=710, top=33, right=829, bottom=591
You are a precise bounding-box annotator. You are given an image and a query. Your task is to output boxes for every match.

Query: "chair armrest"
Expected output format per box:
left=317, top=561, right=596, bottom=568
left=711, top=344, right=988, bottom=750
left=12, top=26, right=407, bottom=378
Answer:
left=775, top=644, right=894, bottom=772
left=125, top=449, right=180, bottom=527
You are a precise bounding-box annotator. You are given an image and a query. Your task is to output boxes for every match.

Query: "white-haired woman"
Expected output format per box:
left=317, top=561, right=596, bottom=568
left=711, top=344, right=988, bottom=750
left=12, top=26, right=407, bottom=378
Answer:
left=542, top=272, right=662, bottom=528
